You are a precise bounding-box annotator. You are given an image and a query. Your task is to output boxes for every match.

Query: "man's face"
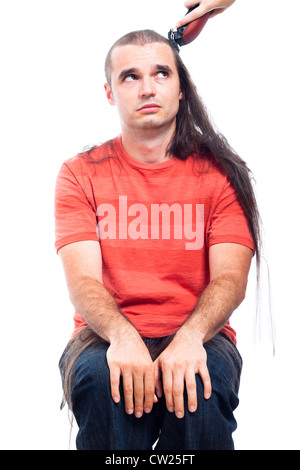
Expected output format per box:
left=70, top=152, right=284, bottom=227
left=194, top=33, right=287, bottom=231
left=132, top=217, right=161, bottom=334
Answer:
left=105, top=43, right=182, bottom=134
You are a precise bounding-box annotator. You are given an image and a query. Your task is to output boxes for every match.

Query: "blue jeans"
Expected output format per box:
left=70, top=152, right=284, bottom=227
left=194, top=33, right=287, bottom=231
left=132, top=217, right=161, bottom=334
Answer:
left=59, top=333, right=242, bottom=450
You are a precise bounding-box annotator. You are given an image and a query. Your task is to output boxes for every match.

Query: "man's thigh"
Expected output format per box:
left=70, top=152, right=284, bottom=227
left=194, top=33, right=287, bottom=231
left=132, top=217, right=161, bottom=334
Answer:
left=64, top=339, right=160, bottom=450
left=155, top=334, right=242, bottom=450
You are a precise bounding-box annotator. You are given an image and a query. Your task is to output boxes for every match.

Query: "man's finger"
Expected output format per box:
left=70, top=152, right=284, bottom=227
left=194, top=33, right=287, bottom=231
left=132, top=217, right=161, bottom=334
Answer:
left=198, top=362, right=212, bottom=399
left=161, top=365, right=174, bottom=413
left=154, top=359, right=163, bottom=399
left=143, top=366, right=156, bottom=414
left=109, top=364, right=121, bottom=404
left=122, top=371, right=134, bottom=415
left=185, top=368, right=198, bottom=413
left=172, top=368, right=185, bottom=418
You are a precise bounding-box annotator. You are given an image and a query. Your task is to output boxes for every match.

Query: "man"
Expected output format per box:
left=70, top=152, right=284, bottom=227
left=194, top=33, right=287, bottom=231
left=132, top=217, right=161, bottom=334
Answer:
left=56, top=28, right=260, bottom=450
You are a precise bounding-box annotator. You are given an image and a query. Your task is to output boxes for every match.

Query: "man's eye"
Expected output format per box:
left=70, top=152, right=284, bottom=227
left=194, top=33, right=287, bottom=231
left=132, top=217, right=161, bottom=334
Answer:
left=124, top=74, right=137, bottom=82
left=157, top=71, right=168, bottom=79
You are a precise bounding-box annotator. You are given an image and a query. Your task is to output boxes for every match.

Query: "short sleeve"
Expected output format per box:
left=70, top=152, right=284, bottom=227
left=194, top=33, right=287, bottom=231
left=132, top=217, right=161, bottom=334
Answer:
left=207, top=179, right=255, bottom=251
left=54, top=162, right=99, bottom=253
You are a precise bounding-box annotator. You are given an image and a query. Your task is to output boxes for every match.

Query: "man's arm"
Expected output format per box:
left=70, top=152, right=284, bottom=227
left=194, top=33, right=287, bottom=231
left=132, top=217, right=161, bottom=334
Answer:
left=154, top=242, right=253, bottom=419
left=58, top=240, right=156, bottom=418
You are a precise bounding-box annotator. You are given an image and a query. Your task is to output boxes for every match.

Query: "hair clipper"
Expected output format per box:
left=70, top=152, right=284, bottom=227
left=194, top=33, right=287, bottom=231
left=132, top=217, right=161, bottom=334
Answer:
left=168, top=5, right=211, bottom=52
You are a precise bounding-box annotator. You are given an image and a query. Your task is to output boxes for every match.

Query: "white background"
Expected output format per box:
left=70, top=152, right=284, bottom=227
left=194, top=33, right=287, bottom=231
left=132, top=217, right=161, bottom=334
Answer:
left=1, top=0, right=299, bottom=450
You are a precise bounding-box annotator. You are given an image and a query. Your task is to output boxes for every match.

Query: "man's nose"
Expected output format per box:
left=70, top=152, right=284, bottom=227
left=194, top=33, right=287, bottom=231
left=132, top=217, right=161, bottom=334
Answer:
left=139, top=76, right=156, bottom=98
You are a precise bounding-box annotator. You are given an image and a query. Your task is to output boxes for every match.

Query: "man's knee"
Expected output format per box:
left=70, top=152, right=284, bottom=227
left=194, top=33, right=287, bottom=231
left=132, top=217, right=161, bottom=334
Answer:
left=190, top=338, right=241, bottom=449
left=71, top=342, right=111, bottom=410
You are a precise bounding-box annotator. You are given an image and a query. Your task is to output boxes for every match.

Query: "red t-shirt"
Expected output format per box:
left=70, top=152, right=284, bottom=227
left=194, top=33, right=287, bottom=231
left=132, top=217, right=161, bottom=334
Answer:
left=55, top=137, right=254, bottom=344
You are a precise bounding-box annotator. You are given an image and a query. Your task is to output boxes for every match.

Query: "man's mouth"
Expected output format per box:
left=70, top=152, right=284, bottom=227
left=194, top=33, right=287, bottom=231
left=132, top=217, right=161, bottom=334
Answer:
left=138, top=103, right=161, bottom=113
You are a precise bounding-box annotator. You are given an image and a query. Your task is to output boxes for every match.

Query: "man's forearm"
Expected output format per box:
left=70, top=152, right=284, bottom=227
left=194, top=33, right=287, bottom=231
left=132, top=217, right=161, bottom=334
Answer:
left=177, top=273, right=247, bottom=344
left=69, top=275, right=157, bottom=417
left=153, top=272, right=246, bottom=417
left=69, top=276, right=140, bottom=343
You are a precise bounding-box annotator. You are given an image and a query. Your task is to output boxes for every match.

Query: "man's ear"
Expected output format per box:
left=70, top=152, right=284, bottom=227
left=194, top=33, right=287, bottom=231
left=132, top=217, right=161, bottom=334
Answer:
left=104, top=83, right=115, bottom=106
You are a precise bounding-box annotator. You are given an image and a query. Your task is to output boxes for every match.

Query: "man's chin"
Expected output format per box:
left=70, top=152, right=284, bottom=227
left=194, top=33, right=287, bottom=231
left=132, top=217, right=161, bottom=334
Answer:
left=135, top=116, right=173, bottom=131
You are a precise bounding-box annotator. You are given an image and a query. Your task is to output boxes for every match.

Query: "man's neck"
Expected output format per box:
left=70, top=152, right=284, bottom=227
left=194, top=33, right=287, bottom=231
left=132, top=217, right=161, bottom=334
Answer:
left=121, top=126, right=175, bottom=164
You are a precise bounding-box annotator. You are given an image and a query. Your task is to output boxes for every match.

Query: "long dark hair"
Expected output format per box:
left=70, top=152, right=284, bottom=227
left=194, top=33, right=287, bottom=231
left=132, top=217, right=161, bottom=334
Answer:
left=105, top=29, right=261, bottom=271
left=60, top=30, right=264, bottom=413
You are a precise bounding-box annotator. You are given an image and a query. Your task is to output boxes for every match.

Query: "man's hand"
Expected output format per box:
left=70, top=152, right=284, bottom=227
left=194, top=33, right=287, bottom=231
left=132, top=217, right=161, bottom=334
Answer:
left=153, top=243, right=252, bottom=419
left=107, top=333, right=157, bottom=418
left=176, top=0, right=236, bottom=28
left=154, top=330, right=211, bottom=418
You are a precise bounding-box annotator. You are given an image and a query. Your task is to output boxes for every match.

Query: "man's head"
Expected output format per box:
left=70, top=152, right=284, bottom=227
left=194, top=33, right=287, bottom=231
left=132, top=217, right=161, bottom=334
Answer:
left=104, top=30, right=183, bottom=135
left=104, top=30, right=178, bottom=88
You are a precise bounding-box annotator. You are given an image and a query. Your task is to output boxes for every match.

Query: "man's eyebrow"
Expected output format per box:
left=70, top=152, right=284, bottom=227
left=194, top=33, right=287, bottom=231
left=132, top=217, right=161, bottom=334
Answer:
left=118, top=68, right=138, bottom=81
left=153, top=64, right=174, bottom=74
left=117, top=64, right=174, bottom=81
